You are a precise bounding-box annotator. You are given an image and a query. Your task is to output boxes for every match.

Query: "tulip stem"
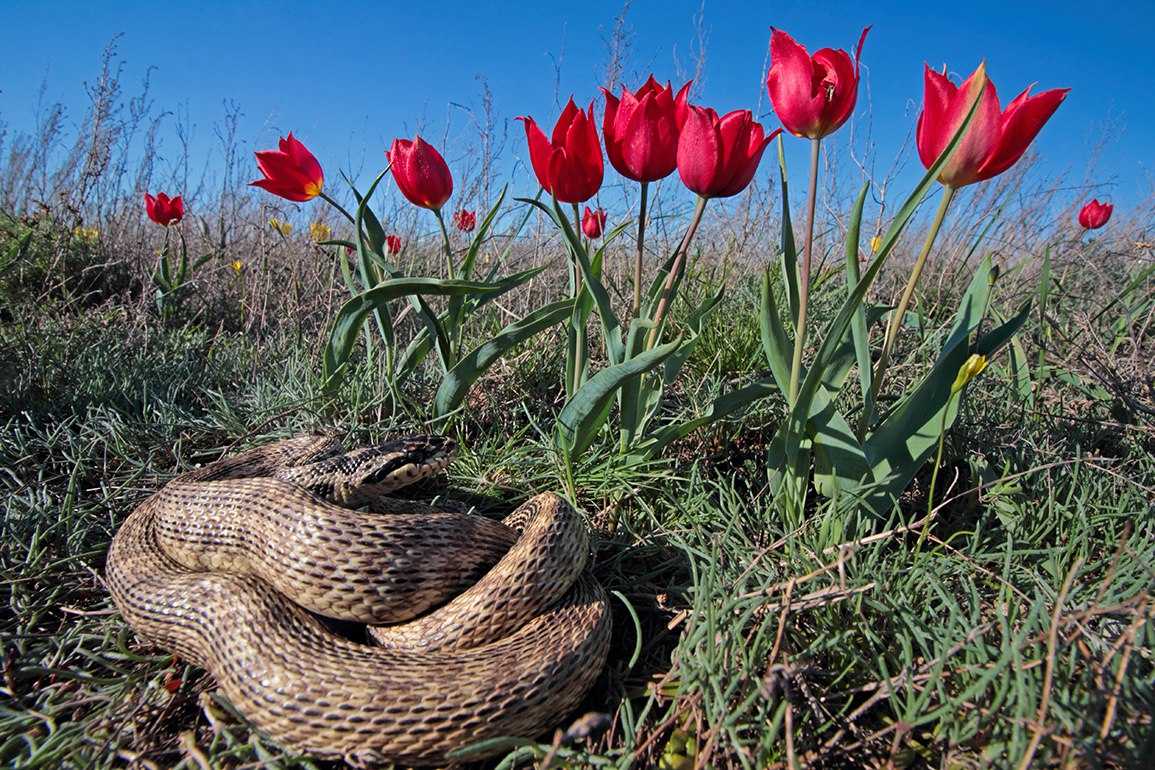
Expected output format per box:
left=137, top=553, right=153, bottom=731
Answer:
left=646, top=195, right=708, bottom=349
left=632, top=181, right=649, bottom=318
left=319, top=192, right=356, bottom=226
left=787, top=137, right=822, bottom=406
left=570, top=202, right=586, bottom=396
left=434, top=209, right=456, bottom=281
left=869, top=184, right=957, bottom=411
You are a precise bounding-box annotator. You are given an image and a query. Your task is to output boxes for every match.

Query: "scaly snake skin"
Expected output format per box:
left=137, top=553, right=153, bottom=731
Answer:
left=105, top=435, right=612, bottom=766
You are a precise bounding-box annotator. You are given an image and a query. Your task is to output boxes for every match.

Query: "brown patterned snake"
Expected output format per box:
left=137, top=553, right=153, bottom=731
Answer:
left=105, top=434, right=611, bottom=766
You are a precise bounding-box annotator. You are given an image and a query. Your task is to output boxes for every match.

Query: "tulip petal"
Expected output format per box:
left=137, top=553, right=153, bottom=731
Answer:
left=677, top=105, right=722, bottom=197
left=767, top=27, right=825, bottom=137
left=518, top=116, right=555, bottom=193
left=977, top=87, right=1068, bottom=181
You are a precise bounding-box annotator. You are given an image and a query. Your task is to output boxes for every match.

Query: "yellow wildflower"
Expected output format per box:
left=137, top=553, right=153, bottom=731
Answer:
left=869, top=234, right=883, bottom=253
left=951, top=353, right=989, bottom=394
left=269, top=217, right=293, bottom=237
left=73, top=225, right=100, bottom=242
left=230, top=260, right=244, bottom=274
left=309, top=221, right=332, bottom=242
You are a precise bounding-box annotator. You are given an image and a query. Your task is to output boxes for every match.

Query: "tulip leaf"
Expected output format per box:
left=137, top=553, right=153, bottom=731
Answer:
left=433, top=298, right=574, bottom=418
left=861, top=257, right=1021, bottom=516
left=760, top=265, right=793, bottom=392
left=518, top=196, right=625, bottom=364
left=557, top=338, right=682, bottom=459
left=636, top=378, right=779, bottom=461
left=778, top=89, right=985, bottom=510
left=844, top=182, right=873, bottom=419
left=394, top=266, right=548, bottom=382
left=776, top=135, right=801, bottom=327
left=322, top=278, right=506, bottom=387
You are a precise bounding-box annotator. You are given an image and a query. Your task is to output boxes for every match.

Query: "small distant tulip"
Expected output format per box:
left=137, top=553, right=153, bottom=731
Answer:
left=385, top=234, right=403, bottom=255
left=144, top=192, right=184, bottom=226
left=917, top=62, right=1068, bottom=188
left=309, top=221, right=332, bottom=242
left=387, top=136, right=453, bottom=210
left=602, top=76, right=692, bottom=182
left=677, top=106, right=781, bottom=198
left=582, top=207, right=607, bottom=239
left=518, top=98, right=604, bottom=203
left=767, top=27, right=870, bottom=139
left=250, top=133, right=324, bottom=202
left=1078, top=199, right=1112, bottom=230
left=268, top=217, right=292, bottom=237
left=453, top=209, right=477, bottom=232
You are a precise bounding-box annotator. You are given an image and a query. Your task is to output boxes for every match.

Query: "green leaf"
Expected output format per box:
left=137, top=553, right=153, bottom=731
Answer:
left=638, top=380, right=778, bottom=460
left=861, top=257, right=1009, bottom=515
left=393, top=266, right=547, bottom=383
left=760, top=266, right=792, bottom=392
left=322, top=278, right=505, bottom=387
left=776, top=136, right=801, bottom=327
left=844, top=182, right=873, bottom=415
left=557, top=338, right=681, bottom=459
left=520, top=196, right=625, bottom=364
left=777, top=90, right=984, bottom=510
left=433, top=299, right=574, bottom=418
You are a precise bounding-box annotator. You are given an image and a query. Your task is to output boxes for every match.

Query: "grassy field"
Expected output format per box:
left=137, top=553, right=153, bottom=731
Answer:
left=3, top=223, right=1154, bottom=768
left=2, top=41, right=1155, bottom=770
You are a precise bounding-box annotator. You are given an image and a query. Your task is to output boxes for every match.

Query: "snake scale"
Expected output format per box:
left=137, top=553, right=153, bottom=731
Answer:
left=105, top=434, right=612, bottom=766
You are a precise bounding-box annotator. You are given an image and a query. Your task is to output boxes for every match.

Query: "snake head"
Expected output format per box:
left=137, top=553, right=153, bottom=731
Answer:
left=274, top=435, right=456, bottom=503
left=357, top=435, right=457, bottom=489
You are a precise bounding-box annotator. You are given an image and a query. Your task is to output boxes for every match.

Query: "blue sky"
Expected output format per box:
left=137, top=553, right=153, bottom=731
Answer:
left=2, top=0, right=1152, bottom=209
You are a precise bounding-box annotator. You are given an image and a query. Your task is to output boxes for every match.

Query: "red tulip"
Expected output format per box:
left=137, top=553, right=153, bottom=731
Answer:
left=452, top=209, right=476, bottom=232
left=1078, top=199, right=1113, bottom=230
left=517, top=98, right=604, bottom=203
left=917, top=62, right=1068, bottom=188
left=582, top=207, right=607, bottom=239
left=250, top=133, right=324, bottom=202
left=387, top=136, right=453, bottom=210
left=767, top=27, right=870, bottom=140
left=601, top=76, right=692, bottom=183
left=676, top=106, right=781, bottom=199
left=144, top=192, right=184, bottom=226
left=385, top=234, right=403, bottom=255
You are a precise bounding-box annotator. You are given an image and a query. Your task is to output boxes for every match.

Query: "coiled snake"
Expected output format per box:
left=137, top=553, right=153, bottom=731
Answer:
left=105, top=435, right=612, bottom=766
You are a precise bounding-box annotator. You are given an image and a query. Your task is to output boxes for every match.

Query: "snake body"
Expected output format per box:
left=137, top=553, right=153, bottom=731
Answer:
left=106, top=435, right=611, bottom=766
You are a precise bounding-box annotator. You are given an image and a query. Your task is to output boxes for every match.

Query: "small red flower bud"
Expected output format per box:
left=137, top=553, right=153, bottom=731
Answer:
left=144, top=192, right=184, bottom=226
left=452, top=209, right=477, bottom=232
left=581, top=207, right=607, bottom=239
left=385, top=234, right=403, bottom=255
left=1078, top=199, right=1113, bottom=230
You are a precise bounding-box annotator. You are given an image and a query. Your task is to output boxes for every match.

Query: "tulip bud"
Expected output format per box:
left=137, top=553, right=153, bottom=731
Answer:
left=385, top=234, right=403, bottom=255
left=602, top=76, right=692, bottom=183
left=582, top=207, right=607, bottom=239
left=1077, top=199, right=1113, bottom=230
left=677, top=106, right=781, bottom=199
left=388, top=136, right=453, bottom=210
left=453, top=209, right=477, bottom=232
left=951, top=353, right=989, bottom=394
left=250, top=133, right=324, bottom=202
left=766, top=27, right=870, bottom=140
left=518, top=98, right=604, bottom=203
left=916, top=62, right=1068, bottom=188
left=144, top=192, right=184, bottom=226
